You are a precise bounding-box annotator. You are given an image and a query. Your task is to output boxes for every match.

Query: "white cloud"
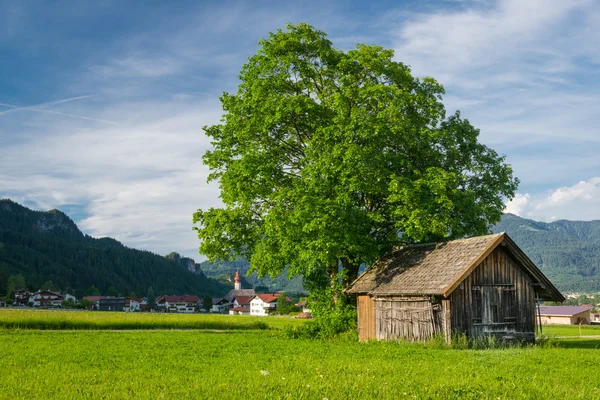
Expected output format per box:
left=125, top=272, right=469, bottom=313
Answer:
left=540, top=177, right=600, bottom=207
left=504, top=193, right=529, bottom=216
left=0, top=98, right=224, bottom=260
left=393, top=0, right=589, bottom=86
left=504, top=178, right=600, bottom=221
left=388, top=0, right=600, bottom=198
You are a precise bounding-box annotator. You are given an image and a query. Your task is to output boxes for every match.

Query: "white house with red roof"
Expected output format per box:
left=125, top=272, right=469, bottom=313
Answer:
left=228, top=295, right=252, bottom=315
left=250, top=293, right=289, bottom=316
left=157, top=295, right=199, bottom=313
left=124, top=297, right=143, bottom=312
left=30, top=290, right=64, bottom=307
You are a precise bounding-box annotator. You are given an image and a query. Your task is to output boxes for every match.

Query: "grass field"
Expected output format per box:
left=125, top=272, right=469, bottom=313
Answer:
left=1, top=310, right=599, bottom=399
left=0, top=309, right=306, bottom=330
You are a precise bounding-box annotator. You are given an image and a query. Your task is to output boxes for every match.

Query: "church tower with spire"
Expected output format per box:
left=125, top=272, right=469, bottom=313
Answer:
left=234, top=271, right=242, bottom=291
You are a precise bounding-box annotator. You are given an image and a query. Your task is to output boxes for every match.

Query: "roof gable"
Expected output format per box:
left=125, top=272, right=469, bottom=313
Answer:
left=252, top=294, right=286, bottom=303
left=233, top=296, right=252, bottom=306
left=160, top=295, right=199, bottom=303
left=347, top=233, right=564, bottom=301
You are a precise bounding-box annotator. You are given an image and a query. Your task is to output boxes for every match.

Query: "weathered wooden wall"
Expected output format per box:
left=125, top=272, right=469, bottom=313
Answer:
left=357, top=295, right=376, bottom=341
left=449, top=246, right=535, bottom=340
left=374, top=297, right=443, bottom=342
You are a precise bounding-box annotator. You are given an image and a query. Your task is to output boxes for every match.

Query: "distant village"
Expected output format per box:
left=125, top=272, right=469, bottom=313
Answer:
left=0, top=271, right=310, bottom=317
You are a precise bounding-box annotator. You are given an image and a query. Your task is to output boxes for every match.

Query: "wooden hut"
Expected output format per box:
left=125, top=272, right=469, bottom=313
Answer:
left=346, top=233, right=564, bottom=343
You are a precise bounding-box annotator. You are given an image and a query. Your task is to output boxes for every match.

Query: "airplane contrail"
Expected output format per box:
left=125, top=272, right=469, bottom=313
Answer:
left=21, top=108, right=117, bottom=125
left=0, top=94, right=96, bottom=116
left=0, top=94, right=117, bottom=125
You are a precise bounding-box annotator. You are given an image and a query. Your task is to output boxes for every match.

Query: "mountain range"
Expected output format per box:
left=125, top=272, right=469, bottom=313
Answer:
left=492, top=213, right=600, bottom=292
left=2, top=198, right=600, bottom=297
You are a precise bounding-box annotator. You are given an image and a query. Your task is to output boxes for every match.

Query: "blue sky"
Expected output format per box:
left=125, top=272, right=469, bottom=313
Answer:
left=1, top=0, right=600, bottom=260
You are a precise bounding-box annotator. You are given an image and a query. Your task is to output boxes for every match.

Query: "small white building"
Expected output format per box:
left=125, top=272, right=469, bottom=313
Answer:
left=250, top=294, right=286, bottom=316
left=64, top=293, right=77, bottom=303
left=124, top=297, right=142, bottom=312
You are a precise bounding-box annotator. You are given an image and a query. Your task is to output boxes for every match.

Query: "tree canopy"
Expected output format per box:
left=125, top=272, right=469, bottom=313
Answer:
left=194, top=23, right=519, bottom=289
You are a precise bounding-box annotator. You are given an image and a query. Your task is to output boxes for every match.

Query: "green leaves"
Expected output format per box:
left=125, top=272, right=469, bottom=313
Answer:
left=195, top=23, right=518, bottom=288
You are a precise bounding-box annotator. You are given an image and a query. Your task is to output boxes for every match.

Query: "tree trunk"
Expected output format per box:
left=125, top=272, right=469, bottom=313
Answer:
left=340, top=257, right=360, bottom=290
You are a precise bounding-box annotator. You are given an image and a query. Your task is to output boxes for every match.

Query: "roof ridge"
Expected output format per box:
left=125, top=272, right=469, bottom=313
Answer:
left=392, top=233, right=505, bottom=251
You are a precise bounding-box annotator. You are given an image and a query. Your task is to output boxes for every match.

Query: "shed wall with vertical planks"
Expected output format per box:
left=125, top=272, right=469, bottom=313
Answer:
left=449, top=246, right=536, bottom=341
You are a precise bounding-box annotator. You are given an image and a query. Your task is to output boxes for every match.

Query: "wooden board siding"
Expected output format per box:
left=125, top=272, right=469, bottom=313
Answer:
left=449, top=247, right=535, bottom=340
left=375, top=297, right=443, bottom=342
left=357, top=295, right=376, bottom=341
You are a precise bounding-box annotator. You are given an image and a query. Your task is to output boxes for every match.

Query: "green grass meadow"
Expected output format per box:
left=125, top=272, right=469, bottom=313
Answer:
left=1, top=309, right=599, bottom=399
left=0, top=309, right=305, bottom=330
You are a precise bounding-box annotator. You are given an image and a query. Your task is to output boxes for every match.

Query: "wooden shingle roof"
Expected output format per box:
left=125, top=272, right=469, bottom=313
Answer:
left=347, top=233, right=564, bottom=301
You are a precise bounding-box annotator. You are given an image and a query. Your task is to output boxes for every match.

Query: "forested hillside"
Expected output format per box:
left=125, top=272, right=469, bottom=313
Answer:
left=0, top=199, right=229, bottom=298
left=493, top=213, right=600, bottom=292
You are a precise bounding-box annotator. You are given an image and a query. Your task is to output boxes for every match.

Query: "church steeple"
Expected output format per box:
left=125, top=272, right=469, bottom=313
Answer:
left=234, top=271, right=242, bottom=290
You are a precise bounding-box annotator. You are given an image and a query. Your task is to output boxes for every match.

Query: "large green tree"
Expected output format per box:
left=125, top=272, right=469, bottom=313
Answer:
left=194, top=23, right=518, bottom=290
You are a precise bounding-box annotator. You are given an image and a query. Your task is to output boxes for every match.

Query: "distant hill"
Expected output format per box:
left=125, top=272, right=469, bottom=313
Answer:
left=492, top=213, right=600, bottom=292
left=0, top=199, right=229, bottom=298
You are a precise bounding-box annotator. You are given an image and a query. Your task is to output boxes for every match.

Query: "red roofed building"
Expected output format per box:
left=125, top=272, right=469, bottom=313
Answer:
left=228, top=295, right=252, bottom=315
left=31, top=290, right=64, bottom=308
left=232, top=295, right=252, bottom=309
left=250, top=293, right=290, bottom=316
left=157, top=295, right=199, bottom=313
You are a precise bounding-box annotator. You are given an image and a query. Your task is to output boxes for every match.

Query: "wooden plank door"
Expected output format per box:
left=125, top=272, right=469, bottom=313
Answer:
left=477, top=285, right=516, bottom=335
left=357, top=295, right=376, bottom=341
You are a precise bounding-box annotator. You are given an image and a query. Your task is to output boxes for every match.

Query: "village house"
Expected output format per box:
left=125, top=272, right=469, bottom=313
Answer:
left=591, top=312, right=600, bottom=324
left=296, top=300, right=311, bottom=314
left=0, top=299, right=6, bottom=307
left=82, top=296, right=106, bottom=310
left=13, top=288, right=32, bottom=306
left=537, top=305, right=594, bottom=325
left=124, top=297, right=142, bottom=312
left=250, top=293, right=288, bottom=316
left=347, top=233, right=564, bottom=343
left=98, top=297, right=125, bottom=311
left=228, top=295, right=252, bottom=315
left=156, top=295, right=199, bottom=313
left=214, top=271, right=256, bottom=313
left=211, top=297, right=231, bottom=313
left=30, top=290, right=64, bottom=307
